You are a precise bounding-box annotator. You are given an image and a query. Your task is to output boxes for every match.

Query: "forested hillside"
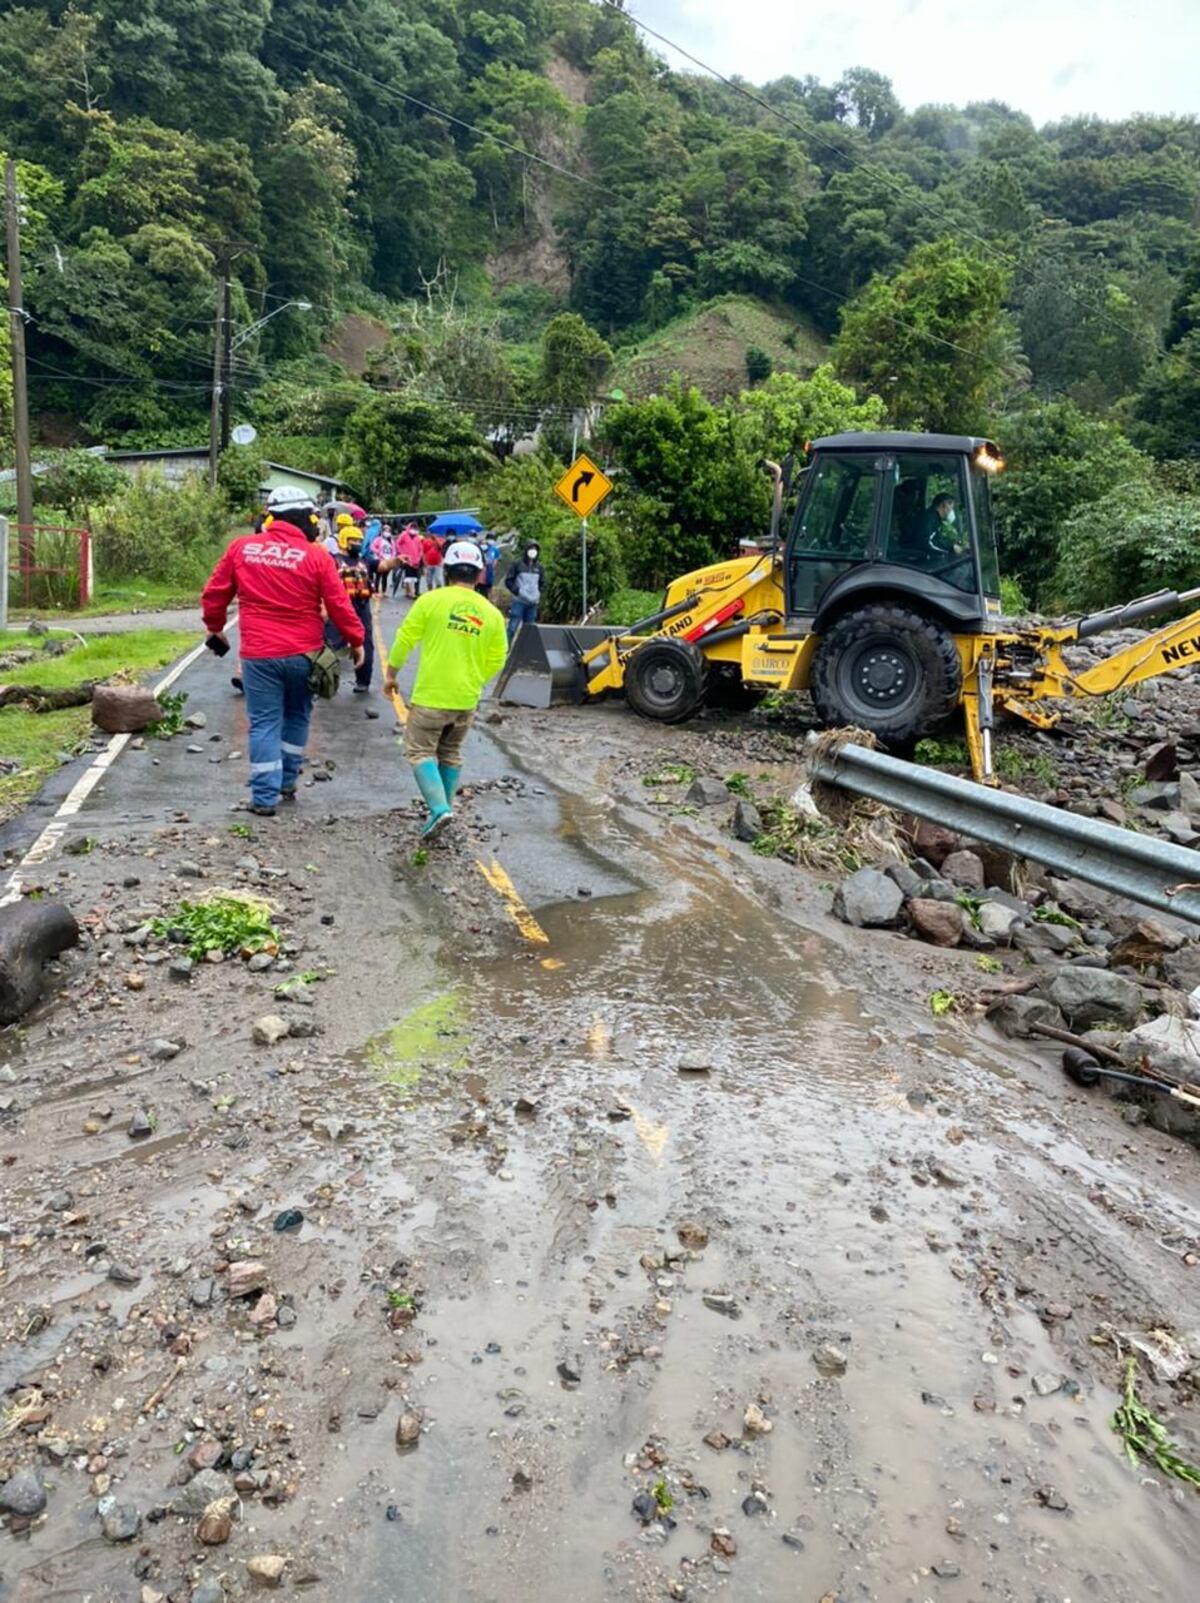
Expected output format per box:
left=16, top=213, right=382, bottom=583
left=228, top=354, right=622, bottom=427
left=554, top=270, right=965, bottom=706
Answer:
left=1, top=0, right=1199, bottom=610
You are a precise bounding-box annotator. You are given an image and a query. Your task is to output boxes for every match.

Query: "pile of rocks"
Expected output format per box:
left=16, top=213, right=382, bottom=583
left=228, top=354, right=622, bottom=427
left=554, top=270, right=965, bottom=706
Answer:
left=831, top=817, right=1200, bottom=1099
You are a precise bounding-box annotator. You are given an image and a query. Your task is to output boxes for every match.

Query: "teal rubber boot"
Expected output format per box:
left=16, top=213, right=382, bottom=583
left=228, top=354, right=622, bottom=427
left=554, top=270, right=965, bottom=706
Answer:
left=413, top=759, right=453, bottom=838
left=439, top=764, right=461, bottom=807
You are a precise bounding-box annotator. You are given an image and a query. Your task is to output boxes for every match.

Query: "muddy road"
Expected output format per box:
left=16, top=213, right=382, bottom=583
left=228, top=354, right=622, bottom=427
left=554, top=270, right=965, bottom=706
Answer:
left=1, top=595, right=1198, bottom=1603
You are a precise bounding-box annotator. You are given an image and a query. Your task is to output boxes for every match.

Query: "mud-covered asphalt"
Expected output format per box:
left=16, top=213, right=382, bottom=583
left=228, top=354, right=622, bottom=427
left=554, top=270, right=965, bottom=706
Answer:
left=1, top=595, right=1198, bottom=1603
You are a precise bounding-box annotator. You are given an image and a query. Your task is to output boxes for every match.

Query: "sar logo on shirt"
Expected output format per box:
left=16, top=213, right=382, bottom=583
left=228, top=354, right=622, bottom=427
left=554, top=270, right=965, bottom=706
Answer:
left=448, top=605, right=485, bottom=635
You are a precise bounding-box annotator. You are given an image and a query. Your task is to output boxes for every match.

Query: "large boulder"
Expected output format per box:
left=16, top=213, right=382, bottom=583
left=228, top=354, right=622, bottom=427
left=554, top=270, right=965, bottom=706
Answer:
left=1014, top=920, right=1079, bottom=956
left=1108, top=919, right=1185, bottom=969
left=1040, top=967, right=1143, bottom=1031
left=899, top=817, right=960, bottom=868
left=1121, top=1014, right=1200, bottom=1082
left=0, top=901, right=80, bottom=1025
left=92, top=683, right=163, bottom=734
left=907, top=898, right=965, bottom=947
left=832, top=868, right=903, bottom=929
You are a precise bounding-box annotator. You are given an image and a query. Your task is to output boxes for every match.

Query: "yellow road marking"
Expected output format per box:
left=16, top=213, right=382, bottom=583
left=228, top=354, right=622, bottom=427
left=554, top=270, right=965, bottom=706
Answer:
left=371, top=599, right=408, bottom=726
left=588, top=1017, right=611, bottom=1056
left=619, top=1100, right=669, bottom=1162
left=540, top=956, right=564, bottom=971
left=476, top=857, right=550, bottom=945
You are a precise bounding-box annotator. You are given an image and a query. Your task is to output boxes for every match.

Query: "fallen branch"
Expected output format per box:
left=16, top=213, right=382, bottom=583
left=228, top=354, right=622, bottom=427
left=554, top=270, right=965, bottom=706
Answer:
left=1029, top=1021, right=1125, bottom=1065
left=0, top=681, right=94, bottom=712
left=140, top=1358, right=186, bottom=1415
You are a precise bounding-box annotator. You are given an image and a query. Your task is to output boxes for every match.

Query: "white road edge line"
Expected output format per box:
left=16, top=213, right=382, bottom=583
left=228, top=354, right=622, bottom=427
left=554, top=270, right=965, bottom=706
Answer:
left=0, top=624, right=236, bottom=907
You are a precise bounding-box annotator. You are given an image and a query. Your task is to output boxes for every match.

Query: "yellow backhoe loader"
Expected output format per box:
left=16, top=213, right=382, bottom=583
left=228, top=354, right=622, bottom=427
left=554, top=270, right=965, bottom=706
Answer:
left=496, top=430, right=1200, bottom=783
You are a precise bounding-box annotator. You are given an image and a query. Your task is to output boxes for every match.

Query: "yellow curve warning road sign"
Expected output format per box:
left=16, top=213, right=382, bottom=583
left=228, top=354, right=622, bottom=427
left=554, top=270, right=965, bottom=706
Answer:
left=554, top=453, right=612, bottom=520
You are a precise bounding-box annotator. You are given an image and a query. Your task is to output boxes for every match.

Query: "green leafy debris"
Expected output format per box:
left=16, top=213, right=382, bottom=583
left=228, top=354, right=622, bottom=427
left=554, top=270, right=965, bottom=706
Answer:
left=975, top=954, right=1003, bottom=973
left=148, top=689, right=188, bottom=740
left=1111, top=1357, right=1200, bottom=1485
left=150, top=894, right=279, bottom=960
left=1033, top=905, right=1082, bottom=929
left=929, top=989, right=957, bottom=1017
left=643, top=763, right=695, bottom=787
left=725, top=771, right=752, bottom=797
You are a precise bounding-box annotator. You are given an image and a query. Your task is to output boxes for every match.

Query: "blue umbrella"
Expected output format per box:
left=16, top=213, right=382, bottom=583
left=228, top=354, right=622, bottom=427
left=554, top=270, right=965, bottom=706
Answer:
left=428, top=513, right=484, bottom=537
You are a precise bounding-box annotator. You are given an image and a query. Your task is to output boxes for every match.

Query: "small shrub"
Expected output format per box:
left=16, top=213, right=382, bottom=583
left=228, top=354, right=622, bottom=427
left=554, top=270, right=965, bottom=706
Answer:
left=92, top=469, right=231, bottom=588
left=999, top=574, right=1028, bottom=615
left=543, top=520, right=626, bottom=620
left=745, top=346, right=773, bottom=384
left=601, top=587, right=663, bottom=627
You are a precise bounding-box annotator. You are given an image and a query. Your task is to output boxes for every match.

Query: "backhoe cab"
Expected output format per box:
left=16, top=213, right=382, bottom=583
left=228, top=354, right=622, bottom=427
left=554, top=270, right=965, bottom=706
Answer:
left=495, top=430, right=1200, bottom=785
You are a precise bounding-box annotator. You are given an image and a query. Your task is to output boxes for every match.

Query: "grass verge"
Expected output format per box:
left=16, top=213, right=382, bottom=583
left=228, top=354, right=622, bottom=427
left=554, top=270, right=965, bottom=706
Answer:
left=0, top=627, right=196, bottom=823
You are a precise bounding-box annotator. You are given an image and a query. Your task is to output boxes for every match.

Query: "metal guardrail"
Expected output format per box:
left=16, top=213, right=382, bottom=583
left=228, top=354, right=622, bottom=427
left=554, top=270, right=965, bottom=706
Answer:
left=811, top=742, right=1200, bottom=928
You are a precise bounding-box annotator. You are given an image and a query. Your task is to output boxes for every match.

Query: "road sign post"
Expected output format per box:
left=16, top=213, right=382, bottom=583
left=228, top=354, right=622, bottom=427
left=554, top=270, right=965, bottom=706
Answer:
left=554, top=454, right=612, bottom=618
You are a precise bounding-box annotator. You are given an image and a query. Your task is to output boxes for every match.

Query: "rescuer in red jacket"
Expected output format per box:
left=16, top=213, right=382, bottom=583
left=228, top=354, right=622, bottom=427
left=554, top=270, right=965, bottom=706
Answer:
left=202, top=487, right=366, bottom=815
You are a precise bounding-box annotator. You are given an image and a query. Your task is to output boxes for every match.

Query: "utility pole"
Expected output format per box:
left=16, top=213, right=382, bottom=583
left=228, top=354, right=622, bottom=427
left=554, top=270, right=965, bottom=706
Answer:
left=220, top=274, right=232, bottom=454
left=208, top=259, right=225, bottom=490
left=5, top=159, right=33, bottom=570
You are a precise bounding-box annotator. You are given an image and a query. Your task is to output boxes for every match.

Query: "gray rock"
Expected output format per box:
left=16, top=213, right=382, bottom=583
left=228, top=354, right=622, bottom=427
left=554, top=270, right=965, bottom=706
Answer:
left=45, top=1188, right=72, bottom=1212
left=107, top=1262, right=140, bottom=1286
left=1180, top=770, right=1200, bottom=817
left=190, top=1277, right=216, bottom=1308
left=1041, top=967, right=1143, bottom=1030
left=97, top=1498, right=140, bottom=1542
left=184, top=711, right=208, bottom=730
left=812, top=1343, right=848, bottom=1376
left=884, top=862, right=924, bottom=899
left=252, top=1014, right=290, bottom=1046
left=833, top=867, right=904, bottom=929
left=976, top=887, right=1031, bottom=915
left=1160, top=810, right=1200, bottom=846
left=978, top=900, right=1020, bottom=941
left=1164, top=944, right=1200, bottom=992
left=920, top=876, right=960, bottom=903
left=985, top=994, right=1065, bottom=1039
left=127, top=1109, right=152, bottom=1138
left=148, top=1038, right=182, bottom=1061
left=170, top=1469, right=232, bottom=1516
left=941, top=849, right=985, bottom=890
left=732, top=799, right=762, bottom=843
left=1014, top=920, right=1078, bottom=955
left=191, top=1584, right=227, bottom=1603
left=1121, top=1014, right=1200, bottom=1081
left=1129, top=781, right=1179, bottom=810
left=168, top=957, right=194, bottom=981
left=177, top=860, right=205, bottom=878
left=247, top=952, right=275, bottom=973
left=1, top=1468, right=47, bottom=1516
left=687, top=776, right=731, bottom=807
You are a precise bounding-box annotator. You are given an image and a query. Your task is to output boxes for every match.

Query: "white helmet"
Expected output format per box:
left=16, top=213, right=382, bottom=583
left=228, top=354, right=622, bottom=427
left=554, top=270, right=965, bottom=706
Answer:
left=443, top=540, right=484, bottom=571
left=266, top=485, right=317, bottom=518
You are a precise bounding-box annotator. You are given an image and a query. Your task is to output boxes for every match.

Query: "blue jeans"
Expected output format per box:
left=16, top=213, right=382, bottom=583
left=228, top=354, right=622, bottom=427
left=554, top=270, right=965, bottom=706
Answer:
left=242, top=655, right=314, bottom=807
left=507, top=597, right=539, bottom=642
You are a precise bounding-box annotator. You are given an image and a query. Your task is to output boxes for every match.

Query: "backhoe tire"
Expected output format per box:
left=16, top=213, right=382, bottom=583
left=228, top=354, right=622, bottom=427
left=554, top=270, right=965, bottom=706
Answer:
left=811, top=604, right=961, bottom=747
left=625, top=637, right=710, bottom=724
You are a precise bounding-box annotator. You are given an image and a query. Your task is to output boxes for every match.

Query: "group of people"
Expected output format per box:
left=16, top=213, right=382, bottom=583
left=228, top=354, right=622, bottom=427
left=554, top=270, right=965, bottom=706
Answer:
left=319, top=510, right=504, bottom=603
left=201, top=486, right=527, bottom=840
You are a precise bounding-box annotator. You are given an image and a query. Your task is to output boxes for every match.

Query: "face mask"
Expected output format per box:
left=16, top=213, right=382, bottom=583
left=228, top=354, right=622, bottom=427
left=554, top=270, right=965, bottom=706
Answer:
left=526, top=549, right=538, bottom=561
left=944, top=509, right=956, bottom=526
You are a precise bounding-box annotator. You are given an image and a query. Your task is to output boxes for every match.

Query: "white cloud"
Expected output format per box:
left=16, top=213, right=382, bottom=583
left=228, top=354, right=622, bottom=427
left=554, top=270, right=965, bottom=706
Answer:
left=630, top=0, right=1200, bottom=123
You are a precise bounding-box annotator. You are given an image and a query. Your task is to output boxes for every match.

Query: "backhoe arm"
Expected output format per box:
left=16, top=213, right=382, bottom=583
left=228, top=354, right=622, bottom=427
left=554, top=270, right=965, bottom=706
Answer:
left=1071, top=605, right=1200, bottom=697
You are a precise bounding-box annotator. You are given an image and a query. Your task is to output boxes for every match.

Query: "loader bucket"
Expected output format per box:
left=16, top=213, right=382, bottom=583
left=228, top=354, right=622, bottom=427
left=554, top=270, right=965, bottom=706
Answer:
left=494, top=624, right=618, bottom=709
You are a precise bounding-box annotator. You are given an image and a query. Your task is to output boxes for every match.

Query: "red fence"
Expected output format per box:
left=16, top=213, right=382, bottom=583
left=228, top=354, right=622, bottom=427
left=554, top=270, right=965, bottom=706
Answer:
left=5, top=522, right=91, bottom=612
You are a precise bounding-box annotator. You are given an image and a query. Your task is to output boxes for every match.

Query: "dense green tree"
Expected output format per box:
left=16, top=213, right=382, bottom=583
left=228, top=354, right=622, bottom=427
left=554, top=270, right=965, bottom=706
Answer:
left=1131, top=332, right=1200, bottom=459
left=341, top=394, right=491, bottom=506
left=990, top=401, right=1152, bottom=601
left=537, top=313, right=613, bottom=411
left=1051, top=481, right=1200, bottom=610
left=833, top=241, right=1025, bottom=432
left=602, top=382, right=766, bottom=587
left=732, top=366, right=888, bottom=464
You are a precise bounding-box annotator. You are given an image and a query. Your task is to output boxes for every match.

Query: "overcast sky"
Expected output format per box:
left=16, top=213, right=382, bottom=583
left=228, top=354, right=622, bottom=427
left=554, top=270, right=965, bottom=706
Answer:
left=631, top=0, right=1200, bottom=125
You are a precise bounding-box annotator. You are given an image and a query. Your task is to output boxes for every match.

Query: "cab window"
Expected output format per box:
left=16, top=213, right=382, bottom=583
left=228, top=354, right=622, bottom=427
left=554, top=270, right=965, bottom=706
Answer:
left=788, top=453, right=880, bottom=614
left=879, top=453, right=975, bottom=595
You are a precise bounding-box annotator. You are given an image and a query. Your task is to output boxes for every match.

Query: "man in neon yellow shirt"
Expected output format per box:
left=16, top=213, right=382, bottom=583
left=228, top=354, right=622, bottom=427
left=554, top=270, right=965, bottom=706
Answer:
left=383, top=540, right=508, bottom=838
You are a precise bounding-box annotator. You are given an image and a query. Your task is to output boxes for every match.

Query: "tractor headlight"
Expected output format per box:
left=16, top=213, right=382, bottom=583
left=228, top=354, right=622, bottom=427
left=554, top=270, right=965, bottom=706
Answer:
left=975, top=442, right=1005, bottom=474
